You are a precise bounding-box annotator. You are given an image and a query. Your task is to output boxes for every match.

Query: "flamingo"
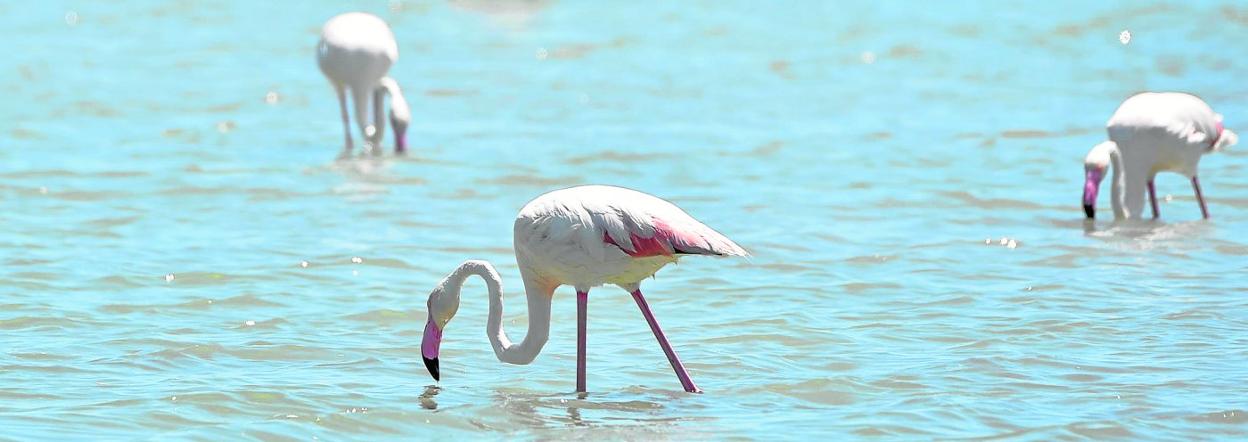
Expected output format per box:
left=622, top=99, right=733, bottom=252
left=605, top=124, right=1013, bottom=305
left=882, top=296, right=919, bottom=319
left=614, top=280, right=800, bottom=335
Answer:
left=316, top=12, right=411, bottom=155
left=419, top=185, right=747, bottom=393
left=1082, top=92, right=1237, bottom=220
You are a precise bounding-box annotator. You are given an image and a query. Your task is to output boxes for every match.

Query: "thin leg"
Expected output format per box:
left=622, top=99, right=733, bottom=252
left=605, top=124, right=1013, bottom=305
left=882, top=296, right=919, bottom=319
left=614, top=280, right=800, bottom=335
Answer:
left=351, top=87, right=374, bottom=154
left=335, top=84, right=353, bottom=153
left=1147, top=179, right=1160, bottom=219
left=371, top=87, right=387, bottom=155
left=576, top=290, right=588, bottom=392
left=1192, top=176, right=1210, bottom=219
left=630, top=289, right=700, bottom=393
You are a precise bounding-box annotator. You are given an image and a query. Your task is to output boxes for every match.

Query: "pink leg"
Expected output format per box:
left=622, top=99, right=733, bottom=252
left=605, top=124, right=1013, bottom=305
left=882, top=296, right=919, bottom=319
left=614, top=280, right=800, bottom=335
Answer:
left=630, top=289, right=701, bottom=393
left=1192, top=176, right=1210, bottom=219
left=1147, top=180, right=1160, bottom=219
left=576, top=290, right=588, bottom=392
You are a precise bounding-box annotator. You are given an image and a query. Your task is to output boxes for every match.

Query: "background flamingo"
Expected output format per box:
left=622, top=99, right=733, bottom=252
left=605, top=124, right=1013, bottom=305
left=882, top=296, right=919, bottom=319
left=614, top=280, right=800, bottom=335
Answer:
left=1082, top=92, right=1237, bottom=220
left=317, top=12, right=411, bottom=155
left=419, top=185, right=748, bottom=393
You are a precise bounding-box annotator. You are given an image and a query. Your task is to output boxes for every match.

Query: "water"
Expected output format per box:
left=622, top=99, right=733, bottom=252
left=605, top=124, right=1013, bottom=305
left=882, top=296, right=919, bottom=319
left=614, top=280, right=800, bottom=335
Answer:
left=3, top=0, right=1247, bottom=439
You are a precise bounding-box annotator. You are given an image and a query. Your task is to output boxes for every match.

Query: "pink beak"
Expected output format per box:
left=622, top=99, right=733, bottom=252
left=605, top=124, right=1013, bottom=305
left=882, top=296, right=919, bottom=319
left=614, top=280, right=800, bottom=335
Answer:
left=394, top=131, right=407, bottom=154
left=391, top=116, right=407, bottom=154
left=1083, top=168, right=1104, bottom=218
left=421, top=317, right=442, bottom=380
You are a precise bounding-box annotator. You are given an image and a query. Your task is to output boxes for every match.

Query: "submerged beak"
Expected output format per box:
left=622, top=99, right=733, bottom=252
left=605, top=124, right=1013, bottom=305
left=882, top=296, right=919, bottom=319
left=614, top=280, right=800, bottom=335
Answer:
left=391, top=116, right=408, bottom=154
left=1083, top=168, right=1104, bottom=219
left=395, top=132, right=407, bottom=154
left=421, top=318, right=442, bottom=381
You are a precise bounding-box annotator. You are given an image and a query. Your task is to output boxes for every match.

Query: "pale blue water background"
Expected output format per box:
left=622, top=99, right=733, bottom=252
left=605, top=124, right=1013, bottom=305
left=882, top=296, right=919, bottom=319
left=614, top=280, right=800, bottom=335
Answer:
left=3, top=0, right=1248, bottom=439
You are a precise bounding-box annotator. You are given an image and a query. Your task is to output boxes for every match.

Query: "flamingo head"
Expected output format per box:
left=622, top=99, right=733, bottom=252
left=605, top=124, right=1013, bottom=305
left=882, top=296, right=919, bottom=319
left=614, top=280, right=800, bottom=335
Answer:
left=1082, top=141, right=1113, bottom=219
left=1210, top=116, right=1237, bottom=152
left=422, top=272, right=462, bottom=382
left=380, top=76, right=411, bottom=154
left=390, top=104, right=410, bottom=153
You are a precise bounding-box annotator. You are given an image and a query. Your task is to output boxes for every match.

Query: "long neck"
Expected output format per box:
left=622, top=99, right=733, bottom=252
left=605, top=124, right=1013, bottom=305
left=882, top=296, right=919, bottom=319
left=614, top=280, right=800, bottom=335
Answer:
left=1107, top=144, right=1128, bottom=219
left=447, top=260, right=552, bottom=365
left=1109, top=143, right=1154, bottom=219
left=379, top=77, right=410, bottom=124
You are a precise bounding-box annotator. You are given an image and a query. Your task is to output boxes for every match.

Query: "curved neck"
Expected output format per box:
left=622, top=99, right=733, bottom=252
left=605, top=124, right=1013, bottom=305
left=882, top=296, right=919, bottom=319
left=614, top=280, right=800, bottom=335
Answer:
left=378, top=77, right=410, bottom=122
left=1108, top=143, right=1154, bottom=219
left=445, top=260, right=552, bottom=365
left=1108, top=144, right=1126, bottom=219
left=377, top=77, right=410, bottom=151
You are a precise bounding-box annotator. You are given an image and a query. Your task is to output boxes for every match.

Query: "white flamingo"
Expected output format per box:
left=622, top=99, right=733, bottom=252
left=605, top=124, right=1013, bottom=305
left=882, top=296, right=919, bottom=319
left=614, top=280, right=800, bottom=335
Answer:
left=1083, top=92, right=1236, bottom=220
left=419, top=185, right=747, bottom=393
left=316, top=12, right=411, bottom=155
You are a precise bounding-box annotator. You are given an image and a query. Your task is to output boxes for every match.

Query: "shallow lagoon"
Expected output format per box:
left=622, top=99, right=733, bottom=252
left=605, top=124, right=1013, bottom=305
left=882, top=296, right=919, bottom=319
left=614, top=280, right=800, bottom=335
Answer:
left=2, top=0, right=1247, bottom=439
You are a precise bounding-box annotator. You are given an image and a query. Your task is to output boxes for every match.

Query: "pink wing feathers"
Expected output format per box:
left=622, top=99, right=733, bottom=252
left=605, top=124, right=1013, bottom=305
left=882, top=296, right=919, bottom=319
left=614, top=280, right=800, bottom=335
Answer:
left=596, top=202, right=747, bottom=259
left=514, top=185, right=747, bottom=263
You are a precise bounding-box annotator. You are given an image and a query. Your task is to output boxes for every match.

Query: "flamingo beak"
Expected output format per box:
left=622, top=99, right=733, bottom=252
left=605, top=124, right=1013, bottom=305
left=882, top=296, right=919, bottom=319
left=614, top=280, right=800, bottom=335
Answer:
left=421, top=318, right=442, bottom=381
left=391, top=116, right=407, bottom=154
left=395, top=132, right=407, bottom=154
left=1083, top=167, right=1104, bottom=219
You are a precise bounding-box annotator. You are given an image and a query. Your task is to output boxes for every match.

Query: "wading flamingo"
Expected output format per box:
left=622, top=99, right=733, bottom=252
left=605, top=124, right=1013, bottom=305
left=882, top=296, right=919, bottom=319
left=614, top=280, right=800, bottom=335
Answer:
left=317, top=12, right=411, bottom=155
left=420, top=185, right=747, bottom=393
left=1083, top=92, right=1237, bottom=220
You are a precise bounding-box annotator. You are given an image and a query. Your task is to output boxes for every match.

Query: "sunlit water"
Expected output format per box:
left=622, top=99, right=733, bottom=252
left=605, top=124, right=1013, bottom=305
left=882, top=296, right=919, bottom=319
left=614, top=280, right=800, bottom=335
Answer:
left=3, top=0, right=1248, bottom=439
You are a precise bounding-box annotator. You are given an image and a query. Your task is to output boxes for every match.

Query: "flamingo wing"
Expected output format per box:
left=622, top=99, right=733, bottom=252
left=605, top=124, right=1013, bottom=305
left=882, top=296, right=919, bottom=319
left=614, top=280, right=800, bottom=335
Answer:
left=599, top=209, right=746, bottom=258
left=586, top=188, right=748, bottom=259
left=515, top=185, right=748, bottom=263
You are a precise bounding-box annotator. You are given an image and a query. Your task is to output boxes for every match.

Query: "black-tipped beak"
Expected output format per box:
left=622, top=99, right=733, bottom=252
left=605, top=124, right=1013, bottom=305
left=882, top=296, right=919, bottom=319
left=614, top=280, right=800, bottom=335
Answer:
left=423, top=356, right=439, bottom=381
left=1083, top=204, right=1095, bottom=219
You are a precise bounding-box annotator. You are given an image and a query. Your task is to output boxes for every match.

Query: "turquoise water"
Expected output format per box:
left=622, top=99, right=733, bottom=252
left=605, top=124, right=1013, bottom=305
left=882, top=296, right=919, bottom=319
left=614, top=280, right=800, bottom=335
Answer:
left=3, top=0, right=1248, bottom=439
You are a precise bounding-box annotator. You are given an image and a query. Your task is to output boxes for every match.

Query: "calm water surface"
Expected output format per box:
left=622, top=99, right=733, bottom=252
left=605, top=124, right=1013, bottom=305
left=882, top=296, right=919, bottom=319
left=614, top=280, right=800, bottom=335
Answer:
left=3, top=0, right=1248, bottom=439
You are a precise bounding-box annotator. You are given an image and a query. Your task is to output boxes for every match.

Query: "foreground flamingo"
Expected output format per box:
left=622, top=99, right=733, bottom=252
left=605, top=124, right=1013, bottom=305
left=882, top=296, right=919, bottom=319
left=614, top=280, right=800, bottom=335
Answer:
left=1083, top=92, right=1237, bottom=220
left=420, top=185, right=747, bottom=393
left=316, top=12, right=411, bottom=155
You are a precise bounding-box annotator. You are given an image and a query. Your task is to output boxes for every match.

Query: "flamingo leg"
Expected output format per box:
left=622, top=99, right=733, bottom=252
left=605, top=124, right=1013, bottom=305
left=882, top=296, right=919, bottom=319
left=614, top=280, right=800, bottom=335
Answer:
left=371, top=87, right=387, bottom=155
left=351, top=87, right=374, bottom=155
left=334, top=84, right=353, bottom=154
left=1192, top=176, right=1210, bottom=219
left=630, top=289, right=700, bottom=393
left=576, top=290, right=588, bottom=393
left=1147, top=179, right=1160, bottom=219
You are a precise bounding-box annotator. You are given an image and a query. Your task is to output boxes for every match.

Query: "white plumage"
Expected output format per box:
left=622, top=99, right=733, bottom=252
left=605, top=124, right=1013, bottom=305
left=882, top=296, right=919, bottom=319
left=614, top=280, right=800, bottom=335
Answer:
left=1082, top=92, right=1236, bottom=220
left=419, top=185, right=746, bottom=393
left=514, top=185, right=747, bottom=289
left=316, top=12, right=411, bottom=155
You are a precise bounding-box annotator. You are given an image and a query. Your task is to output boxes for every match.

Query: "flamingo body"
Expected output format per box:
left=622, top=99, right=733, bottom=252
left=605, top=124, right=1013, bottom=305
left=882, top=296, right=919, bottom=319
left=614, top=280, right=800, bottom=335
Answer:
left=420, top=185, right=746, bottom=393
left=317, top=13, right=397, bottom=91
left=1082, top=92, right=1236, bottom=219
left=514, top=185, right=747, bottom=290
